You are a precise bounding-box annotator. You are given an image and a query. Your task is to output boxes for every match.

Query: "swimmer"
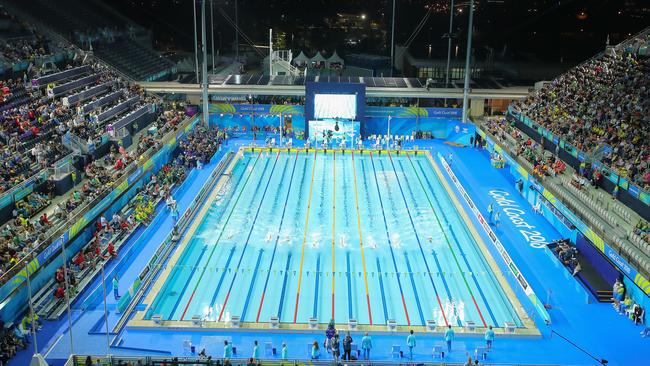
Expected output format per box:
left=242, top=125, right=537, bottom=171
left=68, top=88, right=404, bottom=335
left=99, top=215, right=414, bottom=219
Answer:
left=428, top=236, right=433, bottom=244
left=265, top=232, right=273, bottom=242
left=367, top=237, right=377, bottom=249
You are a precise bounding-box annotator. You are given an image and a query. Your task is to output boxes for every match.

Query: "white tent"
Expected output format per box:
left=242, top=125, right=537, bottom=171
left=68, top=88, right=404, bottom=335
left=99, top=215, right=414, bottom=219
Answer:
left=326, top=51, right=344, bottom=68
left=292, top=51, right=310, bottom=67
left=310, top=51, right=327, bottom=67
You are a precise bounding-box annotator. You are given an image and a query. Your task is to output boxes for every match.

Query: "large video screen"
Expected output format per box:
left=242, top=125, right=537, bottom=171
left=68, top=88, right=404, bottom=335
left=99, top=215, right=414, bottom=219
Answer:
left=314, top=94, right=357, bottom=120
left=309, top=120, right=360, bottom=143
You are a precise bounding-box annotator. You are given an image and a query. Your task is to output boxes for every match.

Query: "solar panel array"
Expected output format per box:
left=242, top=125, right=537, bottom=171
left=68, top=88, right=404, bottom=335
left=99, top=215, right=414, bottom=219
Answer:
left=208, top=74, right=522, bottom=90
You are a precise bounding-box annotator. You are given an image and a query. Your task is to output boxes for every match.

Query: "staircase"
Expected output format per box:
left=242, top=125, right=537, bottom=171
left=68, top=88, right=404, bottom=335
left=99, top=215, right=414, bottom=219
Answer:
left=596, top=290, right=613, bottom=303
left=271, top=50, right=303, bottom=77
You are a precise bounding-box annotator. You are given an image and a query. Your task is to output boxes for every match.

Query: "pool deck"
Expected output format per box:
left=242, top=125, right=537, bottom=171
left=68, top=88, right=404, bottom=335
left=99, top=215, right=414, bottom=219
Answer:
left=11, top=139, right=650, bottom=366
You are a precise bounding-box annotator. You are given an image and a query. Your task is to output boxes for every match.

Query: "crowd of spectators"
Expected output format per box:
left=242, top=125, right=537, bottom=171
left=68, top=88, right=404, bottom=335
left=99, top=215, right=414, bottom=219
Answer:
left=482, top=118, right=566, bottom=179
left=511, top=36, right=649, bottom=189
left=634, top=220, right=650, bottom=246
left=0, top=8, right=72, bottom=67
left=175, top=126, right=224, bottom=170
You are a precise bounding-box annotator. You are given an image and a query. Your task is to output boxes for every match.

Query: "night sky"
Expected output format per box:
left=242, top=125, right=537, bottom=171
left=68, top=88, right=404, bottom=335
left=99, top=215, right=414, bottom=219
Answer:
left=106, top=0, right=649, bottom=63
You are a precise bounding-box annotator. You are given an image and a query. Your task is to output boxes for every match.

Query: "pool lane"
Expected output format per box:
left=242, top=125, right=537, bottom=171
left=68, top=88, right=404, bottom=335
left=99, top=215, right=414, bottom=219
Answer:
left=292, top=151, right=319, bottom=323
left=350, top=152, right=374, bottom=325
left=399, top=154, right=489, bottom=326
left=216, top=152, right=284, bottom=322
left=368, top=152, right=412, bottom=326
left=356, top=156, right=394, bottom=325
left=154, top=155, right=254, bottom=320
left=254, top=152, right=299, bottom=322
left=415, top=156, right=521, bottom=327
left=387, top=152, right=452, bottom=327
left=175, top=151, right=268, bottom=320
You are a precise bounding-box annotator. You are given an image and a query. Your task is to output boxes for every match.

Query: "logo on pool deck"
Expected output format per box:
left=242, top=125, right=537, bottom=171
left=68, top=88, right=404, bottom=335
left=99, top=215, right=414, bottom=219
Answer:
left=488, top=190, right=548, bottom=248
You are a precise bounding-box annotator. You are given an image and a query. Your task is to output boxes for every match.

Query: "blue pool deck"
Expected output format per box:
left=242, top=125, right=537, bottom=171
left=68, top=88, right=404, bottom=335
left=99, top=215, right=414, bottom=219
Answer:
left=11, top=139, right=650, bottom=366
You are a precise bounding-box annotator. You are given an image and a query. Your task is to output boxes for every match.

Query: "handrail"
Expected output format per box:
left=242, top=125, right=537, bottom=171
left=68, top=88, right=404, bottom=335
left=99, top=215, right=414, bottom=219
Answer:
left=0, top=114, right=198, bottom=289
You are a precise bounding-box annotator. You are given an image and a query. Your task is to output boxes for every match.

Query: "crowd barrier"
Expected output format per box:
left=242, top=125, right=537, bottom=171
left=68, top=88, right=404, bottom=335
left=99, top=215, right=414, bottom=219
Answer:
left=63, top=81, right=114, bottom=106
left=52, top=74, right=101, bottom=96
left=33, top=65, right=91, bottom=87
left=81, top=89, right=123, bottom=113
left=97, top=96, right=139, bottom=122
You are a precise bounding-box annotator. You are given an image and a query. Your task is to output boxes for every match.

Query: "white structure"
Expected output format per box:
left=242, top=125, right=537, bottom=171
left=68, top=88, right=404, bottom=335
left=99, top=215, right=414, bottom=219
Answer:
left=266, top=29, right=303, bottom=77
left=310, top=51, right=327, bottom=68
left=292, top=51, right=310, bottom=67
left=326, top=50, right=344, bottom=68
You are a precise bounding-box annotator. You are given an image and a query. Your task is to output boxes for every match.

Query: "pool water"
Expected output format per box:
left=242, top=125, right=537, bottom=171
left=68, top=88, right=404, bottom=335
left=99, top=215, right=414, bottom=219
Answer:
left=144, top=150, right=522, bottom=328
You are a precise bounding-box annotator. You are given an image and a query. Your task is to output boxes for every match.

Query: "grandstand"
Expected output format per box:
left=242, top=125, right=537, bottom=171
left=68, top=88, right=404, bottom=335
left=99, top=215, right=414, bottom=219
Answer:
left=4, top=0, right=176, bottom=82
left=0, top=2, right=648, bottom=366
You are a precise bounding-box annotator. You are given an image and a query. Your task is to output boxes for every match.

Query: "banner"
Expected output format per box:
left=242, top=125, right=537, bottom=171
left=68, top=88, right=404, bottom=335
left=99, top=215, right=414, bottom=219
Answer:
left=365, top=106, right=461, bottom=118
left=209, top=103, right=304, bottom=115
left=209, top=103, right=462, bottom=119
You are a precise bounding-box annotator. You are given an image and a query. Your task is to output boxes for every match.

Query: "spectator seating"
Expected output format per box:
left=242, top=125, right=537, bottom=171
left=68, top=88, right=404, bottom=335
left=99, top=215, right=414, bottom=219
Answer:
left=10, top=0, right=175, bottom=81
left=94, top=38, right=176, bottom=82
left=511, top=29, right=650, bottom=190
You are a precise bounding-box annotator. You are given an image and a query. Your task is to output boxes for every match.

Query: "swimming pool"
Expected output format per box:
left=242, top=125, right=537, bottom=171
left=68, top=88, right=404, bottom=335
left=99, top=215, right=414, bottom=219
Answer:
left=140, top=148, right=525, bottom=330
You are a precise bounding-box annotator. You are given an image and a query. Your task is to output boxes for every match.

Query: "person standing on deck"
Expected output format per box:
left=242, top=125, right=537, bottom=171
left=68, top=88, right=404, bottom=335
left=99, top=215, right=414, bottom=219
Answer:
left=494, top=211, right=501, bottom=228
left=252, top=340, right=261, bottom=361
left=343, top=331, right=353, bottom=360
left=325, top=319, right=336, bottom=352
left=223, top=340, right=233, bottom=359
left=487, top=202, right=494, bottom=223
left=444, top=325, right=455, bottom=353
left=112, top=275, right=120, bottom=299
left=361, top=332, right=372, bottom=360
left=485, top=325, right=495, bottom=350
left=406, top=329, right=416, bottom=360
left=281, top=342, right=288, bottom=360
left=331, top=333, right=341, bottom=362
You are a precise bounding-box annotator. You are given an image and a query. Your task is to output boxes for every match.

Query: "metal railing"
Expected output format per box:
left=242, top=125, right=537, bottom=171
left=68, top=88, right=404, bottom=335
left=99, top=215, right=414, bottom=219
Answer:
left=0, top=115, right=198, bottom=290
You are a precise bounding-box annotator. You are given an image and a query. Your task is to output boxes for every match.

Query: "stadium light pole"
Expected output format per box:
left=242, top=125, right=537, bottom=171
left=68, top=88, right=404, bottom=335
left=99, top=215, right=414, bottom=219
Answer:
left=235, top=0, right=239, bottom=63
left=445, top=0, right=455, bottom=87
left=390, top=0, right=396, bottom=76
left=210, top=0, right=215, bottom=73
left=201, top=0, right=210, bottom=126
left=25, top=264, right=38, bottom=354
left=101, top=264, right=110, bottom=354
left=193, top=0, right=199, bottom=83
left=461, top=0, right=474, bottom=123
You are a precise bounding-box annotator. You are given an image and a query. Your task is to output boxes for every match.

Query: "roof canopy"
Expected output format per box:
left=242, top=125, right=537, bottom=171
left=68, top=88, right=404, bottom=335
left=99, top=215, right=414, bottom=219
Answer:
left=327, top=50, right=344, bottom=64
left=310, top=51, right=326, bottom=63
left=292, top=51, right=310, bottom=64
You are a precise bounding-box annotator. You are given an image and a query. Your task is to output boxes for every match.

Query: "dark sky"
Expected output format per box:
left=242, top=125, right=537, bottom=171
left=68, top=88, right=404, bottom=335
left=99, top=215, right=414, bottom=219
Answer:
left=105, top=0, right=649, bottom=63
